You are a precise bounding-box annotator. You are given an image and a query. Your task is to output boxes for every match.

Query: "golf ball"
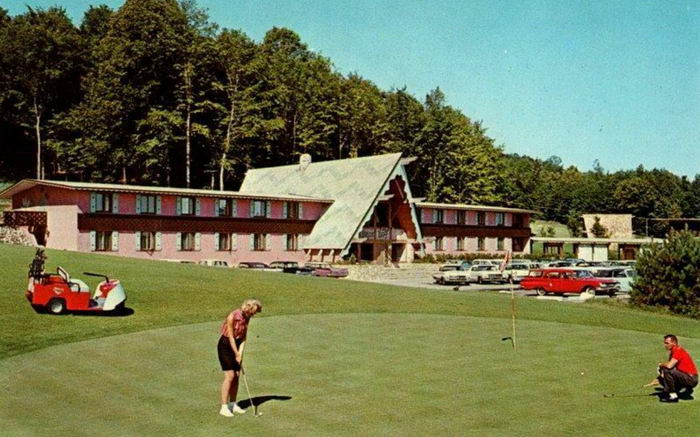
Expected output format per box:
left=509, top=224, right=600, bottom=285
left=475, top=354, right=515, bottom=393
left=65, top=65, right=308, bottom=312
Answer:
left=581, top=372, right=585, bottom=375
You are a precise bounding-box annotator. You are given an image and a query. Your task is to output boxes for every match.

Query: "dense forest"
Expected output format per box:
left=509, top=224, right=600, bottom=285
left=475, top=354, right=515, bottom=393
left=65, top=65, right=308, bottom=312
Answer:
left=1, top=0, right=699, bottom=233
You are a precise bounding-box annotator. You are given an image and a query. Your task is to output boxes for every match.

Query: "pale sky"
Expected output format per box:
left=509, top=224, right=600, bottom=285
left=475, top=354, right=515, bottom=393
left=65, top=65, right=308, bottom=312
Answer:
left=6, top=0, right=699, bottom=177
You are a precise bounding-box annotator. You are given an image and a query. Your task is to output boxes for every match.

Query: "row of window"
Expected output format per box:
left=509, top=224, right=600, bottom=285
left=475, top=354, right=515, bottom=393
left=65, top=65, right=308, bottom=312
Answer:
left=433, top=236, right=507, bottom=252
left=427, top=210, right=508, bottom=226
left=89, top=192, right=303, bottom=219
left=89, top=231, right=303, bottom=252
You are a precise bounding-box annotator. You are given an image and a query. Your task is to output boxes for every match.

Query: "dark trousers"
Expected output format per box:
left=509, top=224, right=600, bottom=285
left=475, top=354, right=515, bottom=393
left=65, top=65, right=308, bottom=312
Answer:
left=657, top=367, right=699, bottom=393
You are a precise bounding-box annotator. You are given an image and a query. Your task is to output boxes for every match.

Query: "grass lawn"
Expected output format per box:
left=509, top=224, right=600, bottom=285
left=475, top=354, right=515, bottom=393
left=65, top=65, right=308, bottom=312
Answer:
left=1, top=243, right=699, bottom=435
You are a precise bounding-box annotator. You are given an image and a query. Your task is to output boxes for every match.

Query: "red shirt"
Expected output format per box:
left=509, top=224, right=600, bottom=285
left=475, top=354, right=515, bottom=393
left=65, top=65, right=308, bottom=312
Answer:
left=220, top=309, right=249, bottom=339
left=670, top=346, right=698, bottom=376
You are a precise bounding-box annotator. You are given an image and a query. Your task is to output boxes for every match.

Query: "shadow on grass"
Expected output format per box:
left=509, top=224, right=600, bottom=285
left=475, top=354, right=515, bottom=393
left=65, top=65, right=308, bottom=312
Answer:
left=238, top=395, right=292, bottom=409
left=71, top=307, right=135, bottom=317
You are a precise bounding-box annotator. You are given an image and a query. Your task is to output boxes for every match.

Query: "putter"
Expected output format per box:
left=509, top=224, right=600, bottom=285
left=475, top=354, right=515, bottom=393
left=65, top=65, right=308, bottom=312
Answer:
left=501, top=336, right=514, bottom=348
left=241, top=366, right=262, bottom=417
left=603, top=384, right=652, bottom=398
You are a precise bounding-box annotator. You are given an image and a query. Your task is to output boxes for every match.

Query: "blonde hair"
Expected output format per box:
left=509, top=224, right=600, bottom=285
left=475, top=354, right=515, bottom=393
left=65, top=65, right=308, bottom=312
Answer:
left=241, top=298, right=262, bottom=316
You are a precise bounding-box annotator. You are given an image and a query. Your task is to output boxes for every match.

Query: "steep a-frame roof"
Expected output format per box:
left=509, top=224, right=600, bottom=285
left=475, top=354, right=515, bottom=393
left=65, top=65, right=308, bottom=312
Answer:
left=240, top=153, right=414, bottom=251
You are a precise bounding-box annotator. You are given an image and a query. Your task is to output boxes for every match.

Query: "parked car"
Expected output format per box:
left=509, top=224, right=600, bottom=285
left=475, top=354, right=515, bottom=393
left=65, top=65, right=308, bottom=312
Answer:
left=433, top=265, right=470, bottom=285
left=237, top=262, right=270, bottom=269
left=269, top=261, right=314, bottom=275
left=305, top=262, right=349, bottom=278
left=588, top=267, right=637, bottom=293
left=542, top=260, right=574, bottom=268
left=472, top=259, right=501, bottom=266
left=520, top=268, right=619, bottom=297
left=466, top=265, right=504, bottom=284
left=198, top=259, right=230, bottom=268
left=501, top=263, right=531, bottom=283
left=610, top=260, right=637, bottom=268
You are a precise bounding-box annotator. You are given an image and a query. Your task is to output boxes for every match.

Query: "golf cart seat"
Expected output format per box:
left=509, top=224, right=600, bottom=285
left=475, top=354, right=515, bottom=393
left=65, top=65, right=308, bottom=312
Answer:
left=69, top=278, right=90, bottom=292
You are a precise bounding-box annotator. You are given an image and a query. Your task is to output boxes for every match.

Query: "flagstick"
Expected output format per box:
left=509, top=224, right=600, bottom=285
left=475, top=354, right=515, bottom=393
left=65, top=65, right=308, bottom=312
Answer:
left=510, top=277, right=517, bottom=351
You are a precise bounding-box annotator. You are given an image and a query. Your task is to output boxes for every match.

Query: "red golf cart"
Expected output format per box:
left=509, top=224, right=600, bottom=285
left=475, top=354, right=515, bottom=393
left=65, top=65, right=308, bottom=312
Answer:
left=25, top=249, right=127, bottom=314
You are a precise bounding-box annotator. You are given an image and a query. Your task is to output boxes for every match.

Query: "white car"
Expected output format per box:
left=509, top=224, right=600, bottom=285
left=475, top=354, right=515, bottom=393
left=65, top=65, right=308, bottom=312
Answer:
left=589, top=267, right=637, bottom=292
left=472, top=259, right=501, bottom=267
left=466, top=265, right=504, bottom=284
left=433, top=265, right=469, bottom=285
left=198, top=259, right=230, bottom=268
left=501, top=263, right=531, bottom=283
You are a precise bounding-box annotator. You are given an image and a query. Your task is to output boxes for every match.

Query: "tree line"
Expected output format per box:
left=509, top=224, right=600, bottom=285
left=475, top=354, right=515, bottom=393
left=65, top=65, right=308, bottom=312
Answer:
left=1, top=0, right=698, bottom=234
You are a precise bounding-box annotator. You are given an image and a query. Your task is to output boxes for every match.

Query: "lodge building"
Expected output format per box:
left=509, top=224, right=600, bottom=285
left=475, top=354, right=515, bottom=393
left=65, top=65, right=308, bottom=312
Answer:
left=1, top=153, right=535, bottom=264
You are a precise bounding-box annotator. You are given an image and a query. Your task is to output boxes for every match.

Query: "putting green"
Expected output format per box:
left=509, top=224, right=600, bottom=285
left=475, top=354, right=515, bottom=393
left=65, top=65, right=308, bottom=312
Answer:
left=1, top=313, right=698, bottom=436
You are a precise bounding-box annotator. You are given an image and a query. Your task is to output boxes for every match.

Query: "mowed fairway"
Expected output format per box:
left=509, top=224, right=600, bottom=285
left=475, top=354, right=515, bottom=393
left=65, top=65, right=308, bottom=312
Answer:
left=1, top=244, right=700, bottom=435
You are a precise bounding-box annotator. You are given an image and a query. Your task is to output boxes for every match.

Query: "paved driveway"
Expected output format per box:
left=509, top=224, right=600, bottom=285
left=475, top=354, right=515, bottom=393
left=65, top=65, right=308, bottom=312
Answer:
left=367, top=277, right=629, bottom=302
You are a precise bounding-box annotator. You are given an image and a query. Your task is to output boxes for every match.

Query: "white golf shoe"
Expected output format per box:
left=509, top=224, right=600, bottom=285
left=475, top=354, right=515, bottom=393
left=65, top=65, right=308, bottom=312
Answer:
left=230, top=402, right=247, bottom=414
left=219, top=404, right=235, bottom=417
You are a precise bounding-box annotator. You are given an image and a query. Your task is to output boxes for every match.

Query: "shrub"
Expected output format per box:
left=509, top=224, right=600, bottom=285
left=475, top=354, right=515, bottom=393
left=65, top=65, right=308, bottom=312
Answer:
left=630, top=230, right=700, bottom=318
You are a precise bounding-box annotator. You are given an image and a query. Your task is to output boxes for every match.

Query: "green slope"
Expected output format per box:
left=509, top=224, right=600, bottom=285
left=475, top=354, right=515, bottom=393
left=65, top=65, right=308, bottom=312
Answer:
left=2, top=243, right=700, bottom=435
left=1, top=243, right=699, bottom=359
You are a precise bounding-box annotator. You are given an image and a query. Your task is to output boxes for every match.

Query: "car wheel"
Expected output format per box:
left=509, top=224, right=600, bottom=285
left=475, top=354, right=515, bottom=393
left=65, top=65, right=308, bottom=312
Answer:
left=536, top=288, right=546, bottom=297
left=438, top=278, right=444, bottom=285
left=48, top=298, right=66, bottom=315
left=477, top=276, right=483, bottom=284
left=582, top=287, right=596, bottom=298
left=608, top=290, right=616, bottom=297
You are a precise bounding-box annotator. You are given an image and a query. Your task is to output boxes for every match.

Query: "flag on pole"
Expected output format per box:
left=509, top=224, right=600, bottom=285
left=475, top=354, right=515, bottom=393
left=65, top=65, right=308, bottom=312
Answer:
left=499, top=250, right=512, bottom=273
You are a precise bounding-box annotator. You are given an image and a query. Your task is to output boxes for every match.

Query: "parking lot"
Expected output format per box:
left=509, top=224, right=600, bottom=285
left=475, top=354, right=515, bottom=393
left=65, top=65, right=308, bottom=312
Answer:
left=371, top=277, right=630, bottom=303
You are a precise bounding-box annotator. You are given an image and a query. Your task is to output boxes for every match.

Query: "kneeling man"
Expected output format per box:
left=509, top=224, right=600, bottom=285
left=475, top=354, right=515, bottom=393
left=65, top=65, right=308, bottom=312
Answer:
left=649, top=334, right=698, bottom=403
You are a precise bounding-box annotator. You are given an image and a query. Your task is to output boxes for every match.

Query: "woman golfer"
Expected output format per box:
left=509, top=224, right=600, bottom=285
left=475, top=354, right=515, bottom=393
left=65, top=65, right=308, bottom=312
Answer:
left=218, top=298, right=262, bottom=417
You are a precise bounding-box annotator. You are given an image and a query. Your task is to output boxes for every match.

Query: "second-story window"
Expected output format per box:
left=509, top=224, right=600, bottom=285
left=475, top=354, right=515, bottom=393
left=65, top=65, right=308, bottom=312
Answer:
left=93, top=192, right=112, bottom=213
left=137, top=195, right=157, bottom=214
left=180, top=197, right=195, bottom=215
left=496, top=212, right=505, bottom=226
left=477, top=211, right=486, bottom=226
left=251, top=200, right=268, bottom=217
left=285, top=201, right=300, bottom=219
left=456, top=210, right=466, bottom=225
left=217, top=199, right=237, bottom=217
left=433, top=209, right=444, bottom=224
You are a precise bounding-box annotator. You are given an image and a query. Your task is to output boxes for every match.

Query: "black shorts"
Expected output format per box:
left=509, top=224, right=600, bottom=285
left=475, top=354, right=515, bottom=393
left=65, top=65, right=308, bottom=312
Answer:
left=217, top=336, right=243, bottom=371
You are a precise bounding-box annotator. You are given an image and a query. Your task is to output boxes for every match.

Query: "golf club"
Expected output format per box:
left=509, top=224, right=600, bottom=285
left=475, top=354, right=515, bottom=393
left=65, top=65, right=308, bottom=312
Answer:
left=603, top=384, right=654, bottom=398
left=241, top=365, right=262, bottom=417
left=501, top=336, right=514, bottom=348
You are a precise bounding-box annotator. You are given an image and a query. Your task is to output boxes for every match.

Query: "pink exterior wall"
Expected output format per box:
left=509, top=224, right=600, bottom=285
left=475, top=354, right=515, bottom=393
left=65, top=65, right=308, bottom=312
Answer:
left=13, top=186, right=89, bottom=212
left=77, top=231, right=310, bottom=265
left=423, top=236, right=513, bottom=256
left=9, top=185, right=328, bottom=264
left=421, top=207, right=518, bottom=227
left=46, top=206, right=80, bottom=251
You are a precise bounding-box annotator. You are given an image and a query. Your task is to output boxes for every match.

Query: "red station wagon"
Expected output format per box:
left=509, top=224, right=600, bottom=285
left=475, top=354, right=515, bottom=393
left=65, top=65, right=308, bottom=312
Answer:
left=520, top=268, right=619, bottom=297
